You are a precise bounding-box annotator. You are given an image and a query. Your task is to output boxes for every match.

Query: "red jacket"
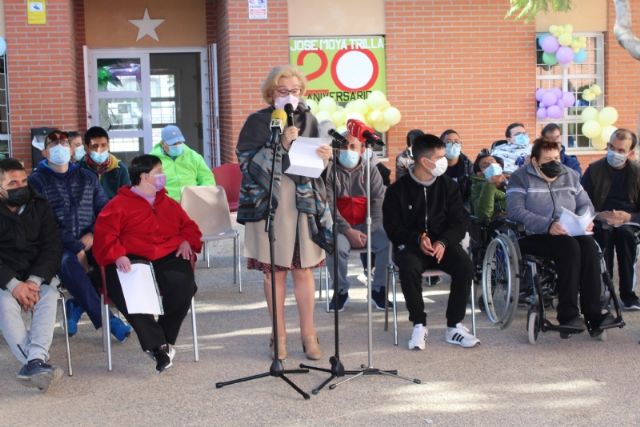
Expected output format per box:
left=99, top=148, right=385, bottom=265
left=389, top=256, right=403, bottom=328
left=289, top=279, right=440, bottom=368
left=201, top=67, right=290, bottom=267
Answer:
left=93, top=186, right=202, bottom=265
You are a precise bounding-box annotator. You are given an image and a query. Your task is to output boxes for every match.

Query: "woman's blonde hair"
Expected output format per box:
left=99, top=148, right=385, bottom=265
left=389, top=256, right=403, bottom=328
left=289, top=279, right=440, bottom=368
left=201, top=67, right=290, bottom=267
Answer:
left=260, top=65, right=307, bottom=105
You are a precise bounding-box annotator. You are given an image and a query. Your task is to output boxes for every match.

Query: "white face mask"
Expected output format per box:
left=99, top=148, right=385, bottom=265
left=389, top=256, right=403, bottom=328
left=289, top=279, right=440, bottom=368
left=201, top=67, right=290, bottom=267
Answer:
left=274, top=94, right=299, bottom=111
left=428, top=157, right=448, bottom=177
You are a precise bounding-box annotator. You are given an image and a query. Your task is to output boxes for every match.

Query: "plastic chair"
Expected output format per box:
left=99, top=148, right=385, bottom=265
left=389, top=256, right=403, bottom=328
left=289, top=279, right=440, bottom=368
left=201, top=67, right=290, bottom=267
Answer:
left=181, top=185, right=242, bottom=293
left=212, top=163, right=242, bottom=212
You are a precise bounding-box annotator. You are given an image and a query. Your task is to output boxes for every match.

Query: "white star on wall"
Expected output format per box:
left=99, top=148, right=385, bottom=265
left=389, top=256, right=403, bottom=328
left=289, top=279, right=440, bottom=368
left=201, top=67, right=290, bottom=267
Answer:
left=129, top=8, right=165, bottom=42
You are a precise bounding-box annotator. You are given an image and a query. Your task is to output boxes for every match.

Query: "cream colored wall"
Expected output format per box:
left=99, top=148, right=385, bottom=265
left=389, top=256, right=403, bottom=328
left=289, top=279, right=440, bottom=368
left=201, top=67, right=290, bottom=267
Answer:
left=0, top=1, right=5, bottom=38
left=288, top=0, right=385, bottom=36
left=535, top=0, right=607, bottom=32
left=84, top=0, right=206, bottom=48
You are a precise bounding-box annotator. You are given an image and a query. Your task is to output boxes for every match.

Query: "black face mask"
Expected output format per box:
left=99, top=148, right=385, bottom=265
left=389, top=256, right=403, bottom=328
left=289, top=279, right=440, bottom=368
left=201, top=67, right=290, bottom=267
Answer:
left=2, top=186, right=31, bottom=207
left=539, top=160, right=563, bottom=178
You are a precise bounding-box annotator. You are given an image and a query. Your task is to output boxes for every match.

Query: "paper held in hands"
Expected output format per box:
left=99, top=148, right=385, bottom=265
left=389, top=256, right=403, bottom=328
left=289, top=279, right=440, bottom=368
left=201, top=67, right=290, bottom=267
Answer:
left=285, top=137, right=331, bottom=178
left=116, top=262, right=164, bottom=315
left=558, top=207, right=595, bottom=236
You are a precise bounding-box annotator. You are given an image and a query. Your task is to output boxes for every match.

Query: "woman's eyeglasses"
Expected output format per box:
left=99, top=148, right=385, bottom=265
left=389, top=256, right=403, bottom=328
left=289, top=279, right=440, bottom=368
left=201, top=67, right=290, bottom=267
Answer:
left=274, top=87, right=301, bottom=96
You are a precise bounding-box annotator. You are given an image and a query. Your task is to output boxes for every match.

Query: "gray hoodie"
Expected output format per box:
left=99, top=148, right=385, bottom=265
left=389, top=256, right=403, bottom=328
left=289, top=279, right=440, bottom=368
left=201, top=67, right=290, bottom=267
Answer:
left=506, top=163, right=593, bottom=235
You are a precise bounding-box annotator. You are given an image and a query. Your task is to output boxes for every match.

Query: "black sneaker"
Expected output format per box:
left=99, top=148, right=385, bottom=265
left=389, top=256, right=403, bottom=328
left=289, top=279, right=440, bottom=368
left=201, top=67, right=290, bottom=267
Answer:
left=622, top=298, right=640, bottom=311
left=372, top=288, right=393, bottom=311
left=152, top=345, right=175, bottom=373
left=17, top=359, right=63, bottom=392
left=329, top=291, right=349, bottom=312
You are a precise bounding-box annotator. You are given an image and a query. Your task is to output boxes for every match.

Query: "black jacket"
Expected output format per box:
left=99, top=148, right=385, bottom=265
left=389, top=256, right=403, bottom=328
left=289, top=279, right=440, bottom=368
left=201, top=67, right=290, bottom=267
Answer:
left=383, top=172, right=468, bottom=251
left=0, top=189, right=63, bottom=289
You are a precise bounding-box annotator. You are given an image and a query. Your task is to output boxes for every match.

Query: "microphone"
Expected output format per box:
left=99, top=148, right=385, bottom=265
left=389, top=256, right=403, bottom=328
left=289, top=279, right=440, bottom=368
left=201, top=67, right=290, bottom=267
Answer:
left=268, top=109, right=287, bottom=147
left=284, top=103, right=294, bottom=127
left=328, top=129, right=349, bottom=149
left=347, top=119, right=384, bottom=146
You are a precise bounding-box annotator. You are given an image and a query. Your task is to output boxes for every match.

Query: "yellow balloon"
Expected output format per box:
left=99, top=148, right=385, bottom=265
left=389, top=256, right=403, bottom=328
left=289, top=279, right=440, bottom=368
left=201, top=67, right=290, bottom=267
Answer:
left=582, top=120, right=602, bottom=138
left=383, top=106, right=402, bottom=126
left=373, top=121, right=390, bottom=133
left=318, top=97, right=337, bottom=114
left=336, top=125, right=347, bottom=134
left=367, top=91, right=387, bottom=110
left=601, top=125, right=618, bottom=144
left=549, top=25, right=559, bottom=35
left=582, top=91, right=596, bottom=102
left=590, top=84, right=602, bottom=96
left=346, top=111, right=365, bottom=124
left=581, top=106, right=598, bottom=122
left=367, top=109, right=384, bottom=126
left=351, top=99, right=369, bottom=116
left=564, top=24, right=573, bottom=34
left=558, top=33, right=572, bottom=46
left=592, top=135, right=607, bottom=150
left=315, top=110, right=331, bottom=123
left=381, top=100, right=391, bottom=110
left=598, top=106, right=619, bottom=126
left=331, top=109, right=347, bottom=127
left=305, top=99, right=318, bottom=115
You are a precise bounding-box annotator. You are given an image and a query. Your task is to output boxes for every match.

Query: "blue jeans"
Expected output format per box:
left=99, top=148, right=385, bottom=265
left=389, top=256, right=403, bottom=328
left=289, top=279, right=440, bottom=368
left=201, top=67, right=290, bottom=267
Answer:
left=59, top=250, right=102, bottom=328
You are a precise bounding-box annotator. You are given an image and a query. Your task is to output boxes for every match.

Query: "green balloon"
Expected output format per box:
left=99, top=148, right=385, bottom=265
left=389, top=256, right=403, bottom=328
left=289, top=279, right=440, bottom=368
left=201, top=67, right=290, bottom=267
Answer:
left=542, top=52, right=558, bottom=66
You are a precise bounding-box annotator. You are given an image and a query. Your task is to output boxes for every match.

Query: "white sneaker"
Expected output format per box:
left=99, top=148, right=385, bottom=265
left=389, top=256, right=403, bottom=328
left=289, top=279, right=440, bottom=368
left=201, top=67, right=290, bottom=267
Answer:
left=408, top=324, right=428, bottom=350
left=445, top=323, right=480, bottom=348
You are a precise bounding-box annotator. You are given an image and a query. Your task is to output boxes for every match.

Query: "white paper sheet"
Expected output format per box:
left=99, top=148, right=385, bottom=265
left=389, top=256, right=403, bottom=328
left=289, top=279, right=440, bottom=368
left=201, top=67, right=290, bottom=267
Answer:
left=558, top=207, right=594, bottom=236
left=285, top=137, right=330, bottom=178
left=117, top=263, right=163, bottom=315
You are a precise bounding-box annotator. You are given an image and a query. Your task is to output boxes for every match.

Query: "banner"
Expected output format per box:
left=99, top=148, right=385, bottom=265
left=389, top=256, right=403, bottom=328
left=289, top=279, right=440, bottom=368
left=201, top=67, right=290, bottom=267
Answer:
left=290, top=36, right=386, bottom=103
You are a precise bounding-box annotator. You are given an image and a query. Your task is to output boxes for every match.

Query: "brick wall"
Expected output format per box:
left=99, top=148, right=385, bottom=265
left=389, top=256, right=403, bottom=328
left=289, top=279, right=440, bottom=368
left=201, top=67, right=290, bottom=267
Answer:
left=5, top=0, right=80, bottom=169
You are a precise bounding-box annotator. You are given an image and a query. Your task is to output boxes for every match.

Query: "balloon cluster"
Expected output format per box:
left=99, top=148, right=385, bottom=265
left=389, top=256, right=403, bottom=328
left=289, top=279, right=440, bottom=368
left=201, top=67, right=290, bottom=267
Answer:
left=535, top=87, right=575, bottom=120
left=580, top=106, right=619, bottom=149
left=539, top=24, right=588, bottom=66
left=0, top=37, right=6, bottom=56
left=306, top=91, right=401, bottom=134
left=581, top=84, right=602, bottom=102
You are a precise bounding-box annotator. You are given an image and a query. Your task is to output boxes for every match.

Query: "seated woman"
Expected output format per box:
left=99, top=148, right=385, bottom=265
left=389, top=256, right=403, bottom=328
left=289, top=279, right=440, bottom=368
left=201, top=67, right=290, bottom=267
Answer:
left=93, top=155, right=202, bottom=373
left=506, top=138, right=613, bottom=333
left=470, top=153, right=506, bottom=222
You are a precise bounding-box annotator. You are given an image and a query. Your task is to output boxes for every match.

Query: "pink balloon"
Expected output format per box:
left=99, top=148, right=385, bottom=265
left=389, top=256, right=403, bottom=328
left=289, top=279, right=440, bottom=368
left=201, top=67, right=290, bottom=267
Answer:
left=551, top=87, right=563, bottom=99
left=540, top=35, right=560, bottom=53
left=537, top=107, right=548, bottom=120
left=547, top=105, right=563, bottom=119
left=562, top=92, right=575, bottom=107
left=535, top=88, right=547, bottom=102
left=556, top=46, right=574, bottom=64
left=542, top=92, right=557, bottom=107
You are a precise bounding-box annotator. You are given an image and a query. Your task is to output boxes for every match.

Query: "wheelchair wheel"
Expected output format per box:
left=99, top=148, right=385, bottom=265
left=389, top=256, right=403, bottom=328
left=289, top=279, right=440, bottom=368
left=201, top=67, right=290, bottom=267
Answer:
left=481, top=233, right=520, bottom=328
left=527, top=310, right=539, bottom=344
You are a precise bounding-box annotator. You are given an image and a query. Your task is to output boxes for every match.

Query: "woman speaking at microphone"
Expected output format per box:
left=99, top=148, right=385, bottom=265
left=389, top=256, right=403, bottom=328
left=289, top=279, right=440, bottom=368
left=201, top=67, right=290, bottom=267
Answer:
left=237, top=65, right=332, bottom=361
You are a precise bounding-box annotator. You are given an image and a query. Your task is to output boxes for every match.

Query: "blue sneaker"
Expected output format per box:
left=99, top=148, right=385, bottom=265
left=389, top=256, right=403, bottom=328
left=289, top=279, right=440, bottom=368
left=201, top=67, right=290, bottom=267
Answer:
left=109, top=315, right=132, bottom=343
left=17, top=359, right=63, bottom=392
left=65, top=299, right=84, bottom=337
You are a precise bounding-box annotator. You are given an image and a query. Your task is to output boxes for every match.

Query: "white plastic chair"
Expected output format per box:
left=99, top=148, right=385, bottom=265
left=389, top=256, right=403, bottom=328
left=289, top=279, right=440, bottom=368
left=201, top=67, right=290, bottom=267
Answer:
left=181, top=185, right=242, bottom=293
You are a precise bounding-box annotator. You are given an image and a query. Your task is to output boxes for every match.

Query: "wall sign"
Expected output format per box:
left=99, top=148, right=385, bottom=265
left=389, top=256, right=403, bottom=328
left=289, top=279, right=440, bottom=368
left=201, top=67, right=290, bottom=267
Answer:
left=27, top=1, right=46, bottom=25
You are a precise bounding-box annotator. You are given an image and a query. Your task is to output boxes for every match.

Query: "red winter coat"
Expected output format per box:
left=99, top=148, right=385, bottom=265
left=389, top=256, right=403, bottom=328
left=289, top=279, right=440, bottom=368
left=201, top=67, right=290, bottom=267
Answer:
left=93, top=186, right=202, bottom=266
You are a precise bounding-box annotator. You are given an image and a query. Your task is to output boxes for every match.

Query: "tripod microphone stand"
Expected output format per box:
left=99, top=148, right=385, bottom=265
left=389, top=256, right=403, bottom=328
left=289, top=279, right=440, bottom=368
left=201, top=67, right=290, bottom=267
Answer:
left=215, top=123, right=310, bottom=400
left=326, top=138, right=421, bottom=390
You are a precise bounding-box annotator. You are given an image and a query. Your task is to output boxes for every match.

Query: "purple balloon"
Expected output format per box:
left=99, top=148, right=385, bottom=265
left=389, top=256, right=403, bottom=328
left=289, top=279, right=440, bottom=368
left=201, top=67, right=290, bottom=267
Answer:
left=542, top=92, right=557, bottom=107
left=562, top=92, right=575, bottom=107
left=547, top=105, right=563, bottom=119
left=537, top=107, right=548, bottom=120
left=535, top=88, right=547, bottom=102
left=556, top=99, right=565, bottom=109
left=551, top=87, right=563, bottom=100
left=540, top=35, right=560, bottom=53
left=556, top=46, right=574, bottom=65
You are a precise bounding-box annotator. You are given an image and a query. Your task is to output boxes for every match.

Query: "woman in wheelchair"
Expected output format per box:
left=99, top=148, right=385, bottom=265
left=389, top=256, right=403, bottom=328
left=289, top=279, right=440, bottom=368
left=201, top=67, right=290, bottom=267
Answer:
left=471, top=153, right=506, bottom=222
left=506, top=138, right=616, bottom=335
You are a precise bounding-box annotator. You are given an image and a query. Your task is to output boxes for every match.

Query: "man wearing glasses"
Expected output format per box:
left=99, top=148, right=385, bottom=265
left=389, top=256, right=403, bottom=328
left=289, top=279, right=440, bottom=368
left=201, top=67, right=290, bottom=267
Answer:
left=491, top=123, right=532, bottom=175
left=28, top=131, right=132, bottom=342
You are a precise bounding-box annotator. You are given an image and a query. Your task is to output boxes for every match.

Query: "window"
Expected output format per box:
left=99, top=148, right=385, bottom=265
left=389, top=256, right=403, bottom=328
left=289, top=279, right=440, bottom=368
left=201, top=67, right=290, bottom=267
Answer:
left=0, top=54, right=10, bottom=159
left=536, top=33, right=604, bottom=150
left=150, top=73, right=177, bottom=143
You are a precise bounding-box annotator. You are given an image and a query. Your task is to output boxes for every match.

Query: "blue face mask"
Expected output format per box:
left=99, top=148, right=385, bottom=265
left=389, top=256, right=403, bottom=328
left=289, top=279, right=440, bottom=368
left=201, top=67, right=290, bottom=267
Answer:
left=90, top=150, right=110, bottom=164
left=514, top=133, right=530, bottom=147
left=445, top=142, right=461, bottom=160
left=168, top=144, right=185, bottom=157
left=48, top=145, right=71, bottom=166
left=338, top=150, right=360, bottom=169
left=607, top=149, right=627, bottom=169
left=73, top=146, right=85, bottom=162
left=483, top=163, right=503, bottom=179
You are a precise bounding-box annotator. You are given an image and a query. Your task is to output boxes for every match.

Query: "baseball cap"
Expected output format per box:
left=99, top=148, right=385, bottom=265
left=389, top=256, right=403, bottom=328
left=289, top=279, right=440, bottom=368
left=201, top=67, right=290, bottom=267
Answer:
left=161, top=125, right=186, bottom=146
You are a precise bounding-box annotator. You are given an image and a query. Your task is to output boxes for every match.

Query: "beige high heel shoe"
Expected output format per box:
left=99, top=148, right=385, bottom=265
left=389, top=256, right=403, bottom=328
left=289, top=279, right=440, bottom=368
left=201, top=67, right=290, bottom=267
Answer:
left=302, top=335, right=322, bottom=360
left=269, top=335, right=287, bottom=361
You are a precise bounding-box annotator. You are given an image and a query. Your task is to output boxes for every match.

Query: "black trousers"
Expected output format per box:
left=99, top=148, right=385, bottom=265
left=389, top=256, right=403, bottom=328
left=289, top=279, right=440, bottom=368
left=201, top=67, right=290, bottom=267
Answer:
left=518, top=235, right=601, bottom=323
left=395, top=244, right=473, bottom=327
left=106, top=253, right=197, bottom=351
left=593, top=224, right=639, bottom=304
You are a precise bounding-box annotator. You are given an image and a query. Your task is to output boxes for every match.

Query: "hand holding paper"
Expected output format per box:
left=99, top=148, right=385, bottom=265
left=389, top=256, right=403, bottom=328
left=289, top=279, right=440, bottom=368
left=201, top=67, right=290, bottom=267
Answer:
left=557, top=207, right=595, bottom=236
left=285, top=137, right=331, bottom=178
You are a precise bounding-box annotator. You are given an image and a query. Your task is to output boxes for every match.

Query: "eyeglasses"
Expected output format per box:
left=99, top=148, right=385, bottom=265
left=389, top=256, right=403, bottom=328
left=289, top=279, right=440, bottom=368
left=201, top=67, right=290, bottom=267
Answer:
left=445, top=140, right=461, bottom=145
left=274, top=87, right=301, bottom=96
left=45, top=132, right=70, bottom=147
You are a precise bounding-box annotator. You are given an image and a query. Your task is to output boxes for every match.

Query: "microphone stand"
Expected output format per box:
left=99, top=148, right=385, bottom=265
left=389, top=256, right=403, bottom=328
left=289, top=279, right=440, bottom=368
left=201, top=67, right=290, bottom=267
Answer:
left=216, top=127, right=310, bottom=399
left=326, top=138, right=421, bottom=390
left=299, top=137, right=360, bottom=394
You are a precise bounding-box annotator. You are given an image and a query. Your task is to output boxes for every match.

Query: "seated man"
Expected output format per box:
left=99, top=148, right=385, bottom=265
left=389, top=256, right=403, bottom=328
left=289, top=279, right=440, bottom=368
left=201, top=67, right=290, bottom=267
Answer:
left=441, top=129, right=474, bottom=211
left=326, top=132, right=390, bottom=312
left=507, top=138, right=614, bottom=332
left=69, top=131, right=84, bottom=163
left=0, top=159, right=63, bottom=391
left=470, top=153, right=506, bottom=221
left=491, top=122, right=532, bottom=175
left=28, top=130, right=131, bottom=341
left=383, top=134, right=479, bottom=349
left=541, top=123, right=582, bottom=176
left=78, top=126, right=131, bottom=199
left=150, top=125, right=216, bottom=202
left=582, top=128, right=640, bottom=310
left=395, top=129, right=424, bottom=180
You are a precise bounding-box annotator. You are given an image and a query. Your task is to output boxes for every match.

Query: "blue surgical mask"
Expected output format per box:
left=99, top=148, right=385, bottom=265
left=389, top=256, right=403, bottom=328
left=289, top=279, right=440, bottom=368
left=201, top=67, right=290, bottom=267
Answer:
left=338, top=150, right=360, bottom=169
left=168, top=144, right=185, bottom=157
left=607, top=149, right=627, bottom=169
left=73, top=146, right=85, bottom=162
left=90, top=150, right=110, bottom=164
left=48, top=145, right=71, bottom=166
left=445, top=142, right=461, bottom=160
left=514, top=133, right=530, bottom=147
left=483, top=163, right=503, bottom=179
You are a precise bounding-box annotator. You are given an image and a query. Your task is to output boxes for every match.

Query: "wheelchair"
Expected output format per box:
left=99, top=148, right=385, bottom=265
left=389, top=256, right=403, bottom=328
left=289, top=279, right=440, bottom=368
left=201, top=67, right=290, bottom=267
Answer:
left=476, top=219, right=625, bottom=344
